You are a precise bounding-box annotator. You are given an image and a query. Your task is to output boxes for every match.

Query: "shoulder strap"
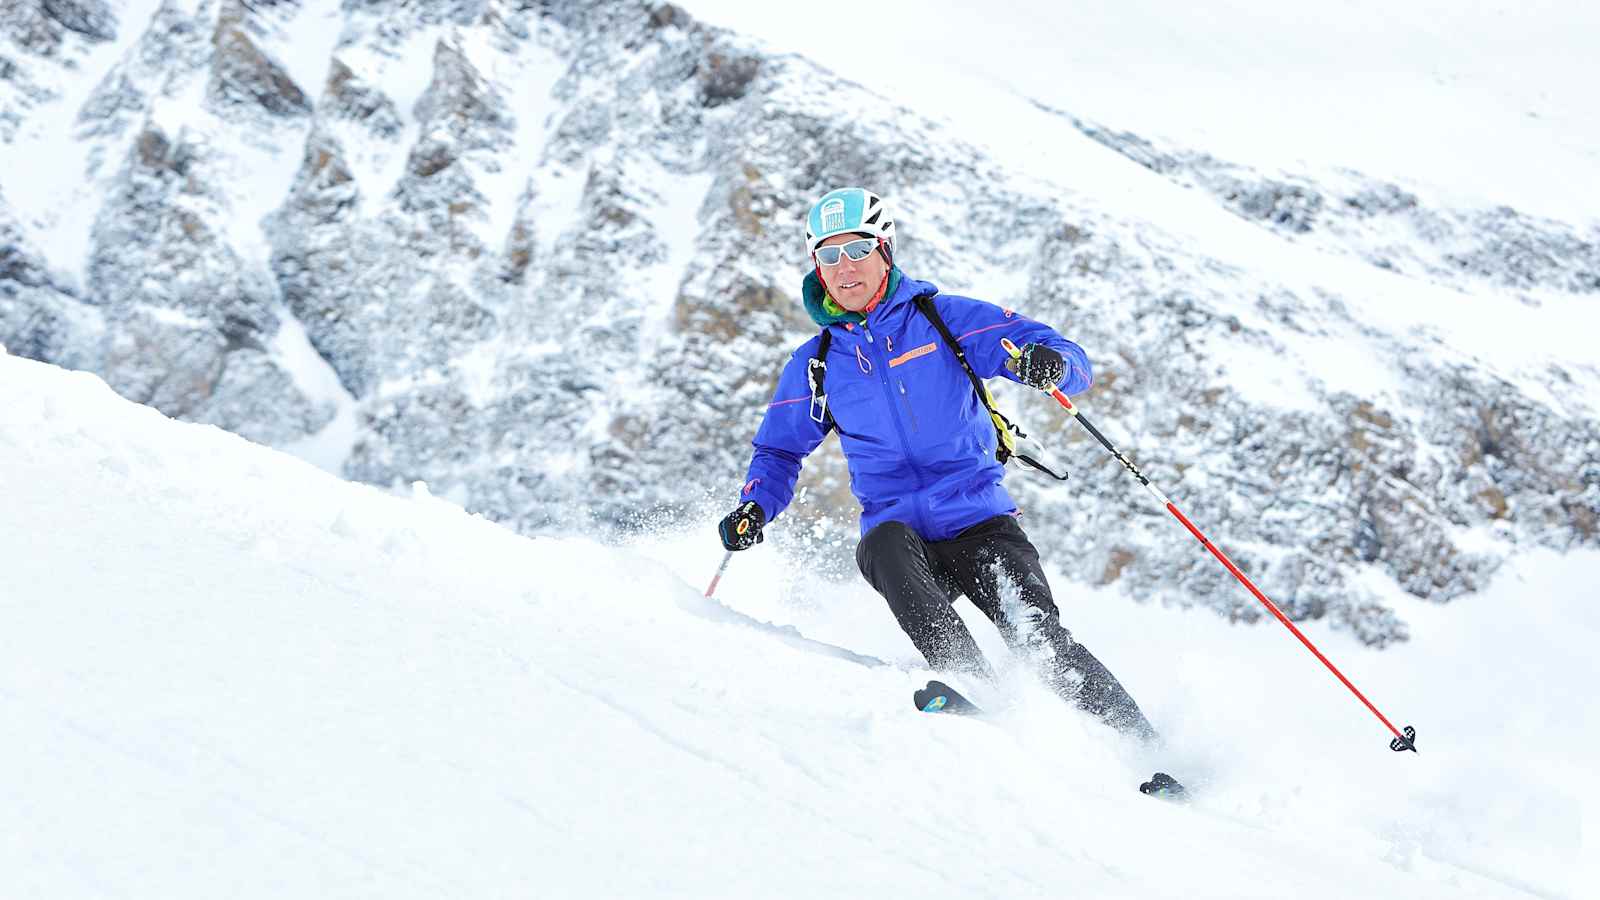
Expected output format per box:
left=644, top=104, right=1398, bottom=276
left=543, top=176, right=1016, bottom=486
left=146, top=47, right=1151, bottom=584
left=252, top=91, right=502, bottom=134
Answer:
left=911, top=294, right=1069, bottom=480
left=806, top=329, right=833, bottom=426
left=913, top=294, right=1016, bottom=464
left=913, top=294, right=989, bottom=409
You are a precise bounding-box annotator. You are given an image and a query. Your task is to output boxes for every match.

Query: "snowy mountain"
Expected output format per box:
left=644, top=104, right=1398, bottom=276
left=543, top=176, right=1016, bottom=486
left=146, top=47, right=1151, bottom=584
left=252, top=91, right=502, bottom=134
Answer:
left=2, top=0, right=1598, bottom=647
left=2, top=347, right=1592, bottom=898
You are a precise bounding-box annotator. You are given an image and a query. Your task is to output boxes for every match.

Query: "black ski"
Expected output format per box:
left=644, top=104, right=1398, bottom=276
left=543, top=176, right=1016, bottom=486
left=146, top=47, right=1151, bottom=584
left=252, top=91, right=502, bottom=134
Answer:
left=916, top=681, right=1189, bottom=801
left=916, top=683, right=1189, bottom=801
left=914, top=680, right=982, bottom=715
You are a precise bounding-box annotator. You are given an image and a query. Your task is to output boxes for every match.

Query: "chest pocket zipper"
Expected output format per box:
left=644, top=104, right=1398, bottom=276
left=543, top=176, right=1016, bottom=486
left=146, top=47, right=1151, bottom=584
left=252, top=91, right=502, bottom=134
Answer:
left=897, top=378, right=920, bottom=432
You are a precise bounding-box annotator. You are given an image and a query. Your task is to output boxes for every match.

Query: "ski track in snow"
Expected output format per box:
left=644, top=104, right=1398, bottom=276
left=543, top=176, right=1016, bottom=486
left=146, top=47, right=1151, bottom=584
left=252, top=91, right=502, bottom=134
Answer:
left=2, top=350, right=1591, bottom=898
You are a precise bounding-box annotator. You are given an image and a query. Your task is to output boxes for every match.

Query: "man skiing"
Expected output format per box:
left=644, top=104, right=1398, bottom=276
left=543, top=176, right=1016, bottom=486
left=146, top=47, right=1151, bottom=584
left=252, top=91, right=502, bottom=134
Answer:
left=719, top=187, right=1162, bottom=747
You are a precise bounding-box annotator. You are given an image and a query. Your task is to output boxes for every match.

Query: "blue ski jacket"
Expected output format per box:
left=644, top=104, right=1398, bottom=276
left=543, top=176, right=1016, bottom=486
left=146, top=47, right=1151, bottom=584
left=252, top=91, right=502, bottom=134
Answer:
left=739, top=271, right=1091, bottom=542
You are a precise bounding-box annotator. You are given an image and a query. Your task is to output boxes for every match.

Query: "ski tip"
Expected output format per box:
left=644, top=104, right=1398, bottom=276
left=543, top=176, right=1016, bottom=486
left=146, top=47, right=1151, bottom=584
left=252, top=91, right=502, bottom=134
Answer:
left=1139, top=772, right=1189, bottom=802
left=914, top=680, right=982, bottom=715
left=913, top=680, right=948, bottom=712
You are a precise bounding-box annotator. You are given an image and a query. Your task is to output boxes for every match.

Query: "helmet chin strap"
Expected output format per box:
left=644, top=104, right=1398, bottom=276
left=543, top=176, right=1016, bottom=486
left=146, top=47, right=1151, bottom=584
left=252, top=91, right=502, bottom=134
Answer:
left=868, top=267, right=890, bottom=307
left=863, top=238, right=893, bottom=311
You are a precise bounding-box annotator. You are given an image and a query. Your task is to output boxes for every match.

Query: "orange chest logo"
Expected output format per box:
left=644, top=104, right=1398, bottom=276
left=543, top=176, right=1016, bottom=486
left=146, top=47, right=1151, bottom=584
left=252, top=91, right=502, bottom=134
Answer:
left=888, top=342, right=937, bottom=368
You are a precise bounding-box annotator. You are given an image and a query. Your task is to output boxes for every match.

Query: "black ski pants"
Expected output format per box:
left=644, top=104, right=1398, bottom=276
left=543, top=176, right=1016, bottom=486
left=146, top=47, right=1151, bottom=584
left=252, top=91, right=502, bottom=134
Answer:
left=857, top=516, right=1158, bottom=742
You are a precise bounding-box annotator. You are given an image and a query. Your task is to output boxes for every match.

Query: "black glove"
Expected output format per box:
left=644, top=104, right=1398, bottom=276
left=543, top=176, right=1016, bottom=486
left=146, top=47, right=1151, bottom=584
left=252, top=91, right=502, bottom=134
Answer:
left=1008, top=342, right=1065, bottom=391
left=718, top=500, right=766, bottom=551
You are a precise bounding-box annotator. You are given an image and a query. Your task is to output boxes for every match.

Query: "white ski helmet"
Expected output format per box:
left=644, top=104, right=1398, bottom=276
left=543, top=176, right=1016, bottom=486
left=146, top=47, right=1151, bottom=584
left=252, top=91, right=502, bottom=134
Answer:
left=804, top=187, right=895, bottom=255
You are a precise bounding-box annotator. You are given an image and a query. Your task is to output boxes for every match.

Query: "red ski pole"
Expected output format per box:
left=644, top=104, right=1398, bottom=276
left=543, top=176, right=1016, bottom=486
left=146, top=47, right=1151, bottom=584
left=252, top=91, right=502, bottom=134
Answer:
left=704, top=519, right=754, bottom=598
left=704, top=550, right=734, bottom=598
left=1001, top=338, right=1417, bottom=753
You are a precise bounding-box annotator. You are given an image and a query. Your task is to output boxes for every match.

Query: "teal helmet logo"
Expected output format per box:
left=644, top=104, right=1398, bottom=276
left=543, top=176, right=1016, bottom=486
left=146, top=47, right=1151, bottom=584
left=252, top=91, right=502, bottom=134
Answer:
left=819, top=198, right=846, bottom=232
left=805, top=187, right=895, bottom=255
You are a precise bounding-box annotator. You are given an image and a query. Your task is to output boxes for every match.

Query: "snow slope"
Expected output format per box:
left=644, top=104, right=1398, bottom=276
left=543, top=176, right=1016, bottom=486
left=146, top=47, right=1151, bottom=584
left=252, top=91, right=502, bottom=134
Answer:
left=1, top=351, right=1591, bottom=897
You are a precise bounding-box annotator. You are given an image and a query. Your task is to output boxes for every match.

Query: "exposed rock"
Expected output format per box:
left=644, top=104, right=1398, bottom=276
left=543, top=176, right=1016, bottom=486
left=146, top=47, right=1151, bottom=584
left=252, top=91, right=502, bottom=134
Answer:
left=1072, top=113, right=1600, bottom=296
left=324, top=58, right=402, bottom=136
left=1208, top=174, right=1324, bottom=233
left=1, top=201, right=103, bottom=369
left=0, top=195, right=50, bottom=289
left=43, top=0, right=116, bottom=42
left=696, top=50, right=758, bottom=107
left=208, top=1, right=311, bottom=118
left=0, top=0, right=115, bottom=140
left=648, top=3, right=689, bottom=31
left=75, top=0, right=212, bottom=142
left=0, top=0, right=114, bottom=57
left=85, top=110, right=331, bottom=443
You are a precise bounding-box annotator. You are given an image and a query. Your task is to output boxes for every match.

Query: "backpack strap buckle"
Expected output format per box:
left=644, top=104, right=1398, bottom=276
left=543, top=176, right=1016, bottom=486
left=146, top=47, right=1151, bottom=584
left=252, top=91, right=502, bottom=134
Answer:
left=806, top=330, right=834, bottom=426
left=806, top=356, right=829, bottom=424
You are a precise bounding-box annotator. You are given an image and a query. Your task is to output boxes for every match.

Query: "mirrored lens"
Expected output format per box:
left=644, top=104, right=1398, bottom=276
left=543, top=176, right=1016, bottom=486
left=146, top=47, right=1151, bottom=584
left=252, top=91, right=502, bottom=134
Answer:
left=815, top=238, right=878, bottom=266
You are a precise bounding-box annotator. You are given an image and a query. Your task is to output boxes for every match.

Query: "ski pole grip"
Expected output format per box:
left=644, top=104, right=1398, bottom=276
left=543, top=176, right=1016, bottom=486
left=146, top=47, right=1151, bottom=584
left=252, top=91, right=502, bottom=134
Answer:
left=999, top=338, right=1076, bottom=412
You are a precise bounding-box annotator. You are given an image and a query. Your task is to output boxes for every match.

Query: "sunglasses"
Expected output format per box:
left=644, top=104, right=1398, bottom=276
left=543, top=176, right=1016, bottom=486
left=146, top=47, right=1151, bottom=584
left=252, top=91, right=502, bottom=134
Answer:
left=814, top=238, right=881, bottom=267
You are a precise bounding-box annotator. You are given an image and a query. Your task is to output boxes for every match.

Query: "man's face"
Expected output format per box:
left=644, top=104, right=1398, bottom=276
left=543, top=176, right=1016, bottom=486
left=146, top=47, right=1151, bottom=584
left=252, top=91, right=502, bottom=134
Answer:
left=816, top=233, right=889, bottom=312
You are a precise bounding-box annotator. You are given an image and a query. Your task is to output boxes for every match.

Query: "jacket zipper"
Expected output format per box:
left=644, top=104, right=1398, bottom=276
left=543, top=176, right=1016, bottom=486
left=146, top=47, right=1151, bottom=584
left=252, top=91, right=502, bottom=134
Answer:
left=862, top=322, right=929, bottom=531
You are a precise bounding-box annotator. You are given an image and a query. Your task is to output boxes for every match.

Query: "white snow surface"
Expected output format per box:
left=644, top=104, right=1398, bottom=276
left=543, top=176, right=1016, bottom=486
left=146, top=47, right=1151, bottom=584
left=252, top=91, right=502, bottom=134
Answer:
left=2, top=351, right=1593, bottom=897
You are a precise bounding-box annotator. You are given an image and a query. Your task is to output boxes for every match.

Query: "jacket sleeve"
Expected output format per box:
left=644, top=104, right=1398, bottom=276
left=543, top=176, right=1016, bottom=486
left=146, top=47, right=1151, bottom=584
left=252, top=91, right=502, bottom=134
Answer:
left=739, top=337, right=832, bottom=523
left=931, top=294, right=1092, bottom=395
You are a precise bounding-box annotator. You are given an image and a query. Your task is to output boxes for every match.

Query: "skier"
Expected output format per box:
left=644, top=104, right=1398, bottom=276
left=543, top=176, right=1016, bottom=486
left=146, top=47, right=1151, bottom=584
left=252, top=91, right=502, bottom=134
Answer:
left=719, top=187, right=1161, bottom=746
